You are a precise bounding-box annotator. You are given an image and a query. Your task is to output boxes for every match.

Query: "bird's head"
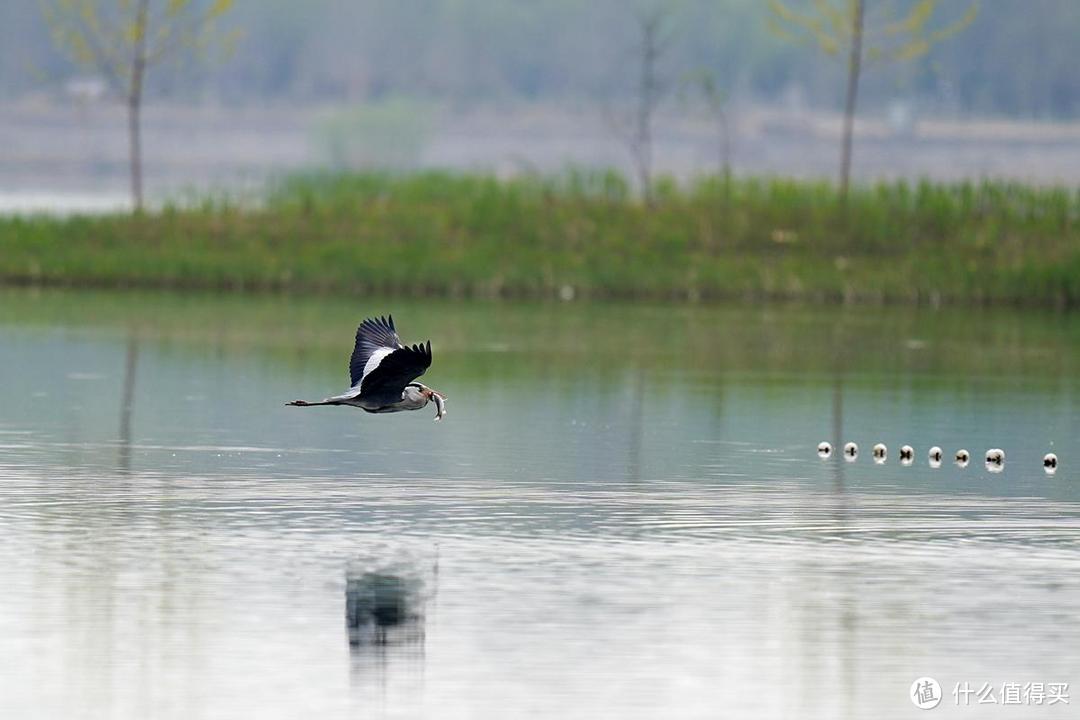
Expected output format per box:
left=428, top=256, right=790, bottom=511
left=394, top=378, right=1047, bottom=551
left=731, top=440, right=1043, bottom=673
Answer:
left=406, top=383, right=448, bottom=420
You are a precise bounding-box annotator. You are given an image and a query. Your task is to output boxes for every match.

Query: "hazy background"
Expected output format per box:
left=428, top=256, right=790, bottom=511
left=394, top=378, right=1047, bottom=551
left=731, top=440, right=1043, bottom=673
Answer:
left=3, top=0, right=1080, bottom=204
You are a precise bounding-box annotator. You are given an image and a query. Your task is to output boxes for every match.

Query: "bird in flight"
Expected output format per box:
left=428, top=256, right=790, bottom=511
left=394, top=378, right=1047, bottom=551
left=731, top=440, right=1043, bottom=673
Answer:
left=287, top=315, right=447, bottom=420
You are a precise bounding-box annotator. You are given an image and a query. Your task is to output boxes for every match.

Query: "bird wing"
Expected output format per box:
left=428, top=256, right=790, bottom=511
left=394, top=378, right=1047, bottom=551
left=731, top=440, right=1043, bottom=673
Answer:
left=348, top=315, right=432, bottom=396
left=349, top=315, right=405, bottom=387
left=359, top=341, right=432, bottom=397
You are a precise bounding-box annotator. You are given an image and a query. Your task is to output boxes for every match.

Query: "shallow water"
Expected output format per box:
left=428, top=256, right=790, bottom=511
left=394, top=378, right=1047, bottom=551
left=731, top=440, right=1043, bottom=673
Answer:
left=1, top=289, right=1079, bottom=719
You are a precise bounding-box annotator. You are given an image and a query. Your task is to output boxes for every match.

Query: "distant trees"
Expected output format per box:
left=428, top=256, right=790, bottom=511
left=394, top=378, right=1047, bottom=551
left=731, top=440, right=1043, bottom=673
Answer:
left=41, top=0, right=237, bottom=210
left=4, top=2, right=1076, bottom=118
left=768, top=0, right=978, bottom=196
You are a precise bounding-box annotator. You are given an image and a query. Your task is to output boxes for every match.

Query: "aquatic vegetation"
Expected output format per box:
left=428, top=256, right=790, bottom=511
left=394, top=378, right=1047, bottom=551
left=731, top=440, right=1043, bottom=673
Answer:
left=3, top=170, right=1080, bottom=306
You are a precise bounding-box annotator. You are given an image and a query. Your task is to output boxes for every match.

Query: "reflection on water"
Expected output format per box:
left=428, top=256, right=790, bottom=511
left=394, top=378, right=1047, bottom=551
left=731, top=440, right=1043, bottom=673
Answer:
left=1, top=289, right=1079, bottom=719
left=118, top=333, right=138, bottom=473
left=346, top=547, right=432, bottom=648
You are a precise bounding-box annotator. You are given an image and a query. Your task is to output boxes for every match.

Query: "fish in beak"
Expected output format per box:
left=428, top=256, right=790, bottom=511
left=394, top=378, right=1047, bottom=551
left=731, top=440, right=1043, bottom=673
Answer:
left=424, top=388, right=448, bottom=421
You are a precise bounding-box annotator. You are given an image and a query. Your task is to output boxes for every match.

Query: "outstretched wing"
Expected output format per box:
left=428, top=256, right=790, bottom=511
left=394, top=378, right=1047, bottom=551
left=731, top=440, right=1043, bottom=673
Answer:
left=349, top=315, right=404, bottom=387
left=360, top=340, right=432, bottom=396
left=348, top=315, right=432, bottom=395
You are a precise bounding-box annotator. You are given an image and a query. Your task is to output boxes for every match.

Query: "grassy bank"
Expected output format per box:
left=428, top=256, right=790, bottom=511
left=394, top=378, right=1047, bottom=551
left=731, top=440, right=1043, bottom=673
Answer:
left=3, top=171, right=1080, bottom=305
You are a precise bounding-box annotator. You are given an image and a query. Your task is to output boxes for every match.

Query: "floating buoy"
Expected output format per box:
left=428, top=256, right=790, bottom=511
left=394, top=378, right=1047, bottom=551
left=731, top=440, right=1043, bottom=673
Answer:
left=843, top=442, right=858, bottom=461
left=872, top=443, right=887, bottom=464
left=900, top=445, right=914, bottom=465
left=955, top=449, right=970, bottom=468
left=928, top=446, right=943, bottom=468
left=985, top=448, right=1005, bottom=472
left=817, top=441, right=832, bottom=459
left=1044, top=453, right=1058, bottom=474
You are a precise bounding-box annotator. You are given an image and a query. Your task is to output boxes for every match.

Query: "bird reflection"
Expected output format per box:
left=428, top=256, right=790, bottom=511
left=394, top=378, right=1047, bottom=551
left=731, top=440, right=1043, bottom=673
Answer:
left=345, top=551, right=433, bottom=702
left=345, top=546, right=435, bottom=655
left=346, top=571, right=425, bottom=647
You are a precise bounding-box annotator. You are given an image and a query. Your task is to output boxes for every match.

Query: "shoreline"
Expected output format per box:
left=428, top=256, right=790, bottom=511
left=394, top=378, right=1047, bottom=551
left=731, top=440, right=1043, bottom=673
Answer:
left=3, top=171, right=1079, bottom=309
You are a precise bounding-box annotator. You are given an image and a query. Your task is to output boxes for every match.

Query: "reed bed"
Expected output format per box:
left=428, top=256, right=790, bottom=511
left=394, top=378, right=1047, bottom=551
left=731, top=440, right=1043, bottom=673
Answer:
left=3, top=171, right=1079, bottom=306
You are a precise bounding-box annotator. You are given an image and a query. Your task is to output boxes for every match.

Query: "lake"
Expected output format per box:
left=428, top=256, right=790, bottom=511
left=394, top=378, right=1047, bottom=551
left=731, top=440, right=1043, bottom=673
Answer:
left=1, top=288, right=1078, bottom=719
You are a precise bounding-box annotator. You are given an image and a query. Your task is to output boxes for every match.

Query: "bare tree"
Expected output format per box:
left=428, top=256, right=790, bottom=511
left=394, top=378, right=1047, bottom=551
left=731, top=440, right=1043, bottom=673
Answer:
left=605, top=7, right=675, bottom=207
left=769, top=0, right=978, bottom=197
left=41, top=0, right=237, bottom=210
left=682, top=70, right=731, bottom=182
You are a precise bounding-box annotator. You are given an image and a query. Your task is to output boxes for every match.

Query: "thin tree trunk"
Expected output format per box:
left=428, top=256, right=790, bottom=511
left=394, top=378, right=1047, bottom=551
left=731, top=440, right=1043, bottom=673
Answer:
left=839, top=0, right=864, bottom=198
left=128, top=92, right=143, bottom=211
left=635, top=13, right=661, bottom=207
left=718, top=110, right=730, bottom=181
left=718, top=109, right=732, bottom=211
left=128, top=0, right=150, bottom=212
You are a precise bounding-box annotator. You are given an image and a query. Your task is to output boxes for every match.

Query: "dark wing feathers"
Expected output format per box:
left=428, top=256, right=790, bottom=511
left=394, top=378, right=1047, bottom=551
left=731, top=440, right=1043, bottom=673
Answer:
left=360, top=340, right=432, bottom=396
left=348, top=316, right=433, bottom=396
left=349, top=315, right=403, bottom=387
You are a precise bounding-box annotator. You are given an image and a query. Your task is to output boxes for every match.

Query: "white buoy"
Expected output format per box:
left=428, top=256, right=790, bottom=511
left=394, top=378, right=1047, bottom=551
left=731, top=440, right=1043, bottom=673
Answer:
left=1044, top=453, right=1058, bottom=474
left=900, top=445, right=914, bottom=466
left=985, top=448, right=1005, bottom=472
left=928, top=446, right=943, bottom=468
left=843, top=442, right=858, bottom=462
left=872, top=443, right=887, bottom=464
left=955, top=449, right=970, bottom=468
left=817, top=441, right=832, bottom=459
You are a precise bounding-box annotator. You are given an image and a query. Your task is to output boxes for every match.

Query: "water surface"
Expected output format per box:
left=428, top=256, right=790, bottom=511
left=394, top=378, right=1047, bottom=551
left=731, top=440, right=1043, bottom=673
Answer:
left=1, top=289, right=1078, bottom=719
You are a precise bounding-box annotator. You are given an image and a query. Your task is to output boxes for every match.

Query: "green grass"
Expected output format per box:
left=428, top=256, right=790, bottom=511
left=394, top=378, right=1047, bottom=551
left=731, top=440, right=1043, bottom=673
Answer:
left=3, top=170, right=1080, bottom=306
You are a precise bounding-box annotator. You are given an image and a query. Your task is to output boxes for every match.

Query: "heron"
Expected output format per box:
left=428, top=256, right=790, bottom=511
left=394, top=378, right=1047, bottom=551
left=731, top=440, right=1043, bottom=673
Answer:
left=287, top=315, right=447, bottom=420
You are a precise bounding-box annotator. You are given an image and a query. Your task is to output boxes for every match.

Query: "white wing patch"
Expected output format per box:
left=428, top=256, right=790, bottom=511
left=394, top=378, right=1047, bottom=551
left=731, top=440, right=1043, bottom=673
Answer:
left=362, top=347, right=394, bottom=382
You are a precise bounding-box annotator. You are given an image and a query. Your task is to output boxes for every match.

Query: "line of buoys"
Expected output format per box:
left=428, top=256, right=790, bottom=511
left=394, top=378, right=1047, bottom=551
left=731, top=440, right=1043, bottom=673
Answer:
left=818, top=442, right=1061, bottom=473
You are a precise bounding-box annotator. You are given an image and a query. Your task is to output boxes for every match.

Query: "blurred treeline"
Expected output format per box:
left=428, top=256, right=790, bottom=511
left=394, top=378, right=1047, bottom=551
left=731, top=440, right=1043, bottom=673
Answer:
left=1, top=0, right=1078, bottom=118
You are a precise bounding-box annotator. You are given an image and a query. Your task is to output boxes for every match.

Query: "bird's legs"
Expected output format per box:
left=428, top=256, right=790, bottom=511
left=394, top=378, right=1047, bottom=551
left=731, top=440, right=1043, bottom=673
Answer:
left=286, top=399, right=340, bottom=407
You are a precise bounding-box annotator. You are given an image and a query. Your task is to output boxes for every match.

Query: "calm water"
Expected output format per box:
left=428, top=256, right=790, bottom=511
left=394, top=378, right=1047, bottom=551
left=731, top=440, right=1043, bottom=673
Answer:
left=1, top=289, right=1079, bottom=719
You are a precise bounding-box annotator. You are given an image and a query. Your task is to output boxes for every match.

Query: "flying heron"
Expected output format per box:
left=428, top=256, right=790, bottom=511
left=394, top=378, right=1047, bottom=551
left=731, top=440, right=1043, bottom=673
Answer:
left=287, top=315, right=447, bottom=420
